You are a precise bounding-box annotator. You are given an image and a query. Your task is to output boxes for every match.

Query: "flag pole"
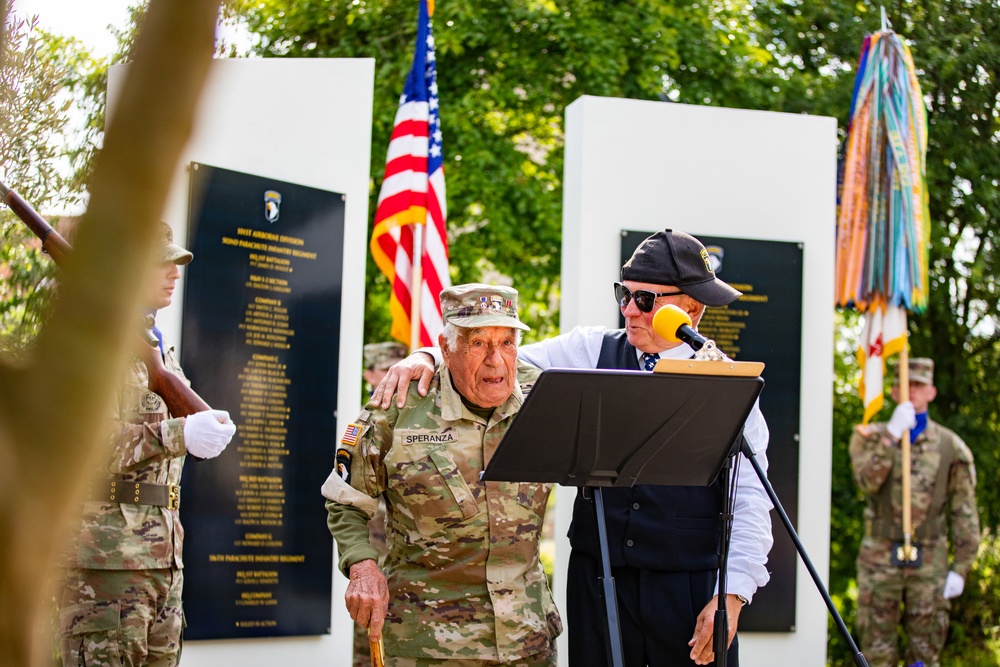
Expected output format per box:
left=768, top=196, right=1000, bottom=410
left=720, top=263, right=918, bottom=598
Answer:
left=370, top=0, right=448, bottom=352
left=899, top=332, right=916, bottom=561
left=411, top=0, right=434, bottom=353
left=409, top=223, right=424, bottom=351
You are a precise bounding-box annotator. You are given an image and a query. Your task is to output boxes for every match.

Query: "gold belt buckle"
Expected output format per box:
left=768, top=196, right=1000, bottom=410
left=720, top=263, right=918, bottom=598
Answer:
left=168, top=484, right=181, bottom=511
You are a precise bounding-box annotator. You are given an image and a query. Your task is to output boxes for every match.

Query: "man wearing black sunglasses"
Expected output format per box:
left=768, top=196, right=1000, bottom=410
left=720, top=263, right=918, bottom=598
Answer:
left=373, top=229, right=772, bottom=667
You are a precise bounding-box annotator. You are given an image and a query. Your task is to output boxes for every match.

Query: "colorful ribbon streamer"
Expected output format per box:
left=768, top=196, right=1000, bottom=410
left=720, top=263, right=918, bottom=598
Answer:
left=835, top=31, right=929, bottom=314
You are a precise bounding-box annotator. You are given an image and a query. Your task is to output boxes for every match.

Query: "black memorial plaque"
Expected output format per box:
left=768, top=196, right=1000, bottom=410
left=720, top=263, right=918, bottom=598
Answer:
left=621, top=231, right=803, bottom=632
left=180, top=163, right=344, bottom=639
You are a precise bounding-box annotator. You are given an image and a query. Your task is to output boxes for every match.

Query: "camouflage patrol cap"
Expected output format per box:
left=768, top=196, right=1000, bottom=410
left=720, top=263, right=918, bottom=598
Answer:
left=363, top=341, right=408, bottom=370
left=159, top=222, right=193, bottom=265
left=439, top=283, right=530, bottom=331
left=899, top=357, right=934, bottom=385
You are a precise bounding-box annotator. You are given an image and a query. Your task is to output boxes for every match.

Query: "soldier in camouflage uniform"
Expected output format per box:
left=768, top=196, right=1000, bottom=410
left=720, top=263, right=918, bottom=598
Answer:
left=850, top=357, right=981, bottom=667
left=364, top=342, right=409, bottom=396
left=352, top=342, right=408, bottom=667
left=57, top=223, right=237, bottom=667
left=323, top=284, right=561, bottom=666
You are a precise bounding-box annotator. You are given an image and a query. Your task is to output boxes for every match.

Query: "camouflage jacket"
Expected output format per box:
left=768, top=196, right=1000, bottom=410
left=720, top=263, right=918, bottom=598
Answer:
left=324, top=363, right=562, bottom=661
left=849, top=417, right=981, bottom=578
left=62, top=345, right=189, bottom=570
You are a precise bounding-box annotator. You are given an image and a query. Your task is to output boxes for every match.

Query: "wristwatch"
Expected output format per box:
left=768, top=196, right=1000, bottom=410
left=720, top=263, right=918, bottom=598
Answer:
left=734, top=594, right=749, bottom=606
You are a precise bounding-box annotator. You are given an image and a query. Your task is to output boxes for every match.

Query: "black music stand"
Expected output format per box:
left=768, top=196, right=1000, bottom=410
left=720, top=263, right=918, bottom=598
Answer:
left=482, top=365, right=763, bottom=667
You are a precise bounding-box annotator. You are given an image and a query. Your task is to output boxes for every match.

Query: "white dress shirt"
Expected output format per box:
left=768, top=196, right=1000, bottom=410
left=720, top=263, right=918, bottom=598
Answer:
left=423, top=325, right=774, bottom=601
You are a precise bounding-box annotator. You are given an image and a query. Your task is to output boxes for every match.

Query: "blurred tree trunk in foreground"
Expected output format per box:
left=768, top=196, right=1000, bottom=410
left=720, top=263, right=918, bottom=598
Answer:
left=0, top=0, right=219, bottom=664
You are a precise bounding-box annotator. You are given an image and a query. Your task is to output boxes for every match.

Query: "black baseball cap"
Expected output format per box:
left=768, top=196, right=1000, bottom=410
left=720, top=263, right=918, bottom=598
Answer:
left=620, top=229, right=741, bottom=307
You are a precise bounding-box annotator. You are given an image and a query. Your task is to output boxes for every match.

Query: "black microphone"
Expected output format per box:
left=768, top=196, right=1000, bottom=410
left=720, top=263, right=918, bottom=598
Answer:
left=651, top=304, right=709, bottom=350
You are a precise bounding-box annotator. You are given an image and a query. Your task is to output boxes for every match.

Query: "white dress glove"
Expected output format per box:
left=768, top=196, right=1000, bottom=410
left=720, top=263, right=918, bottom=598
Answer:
left=886, top=401, right=917, bottom=440
left=184, top=409, right=236, bottom=459
left=943, top=571, right=965, bottom=600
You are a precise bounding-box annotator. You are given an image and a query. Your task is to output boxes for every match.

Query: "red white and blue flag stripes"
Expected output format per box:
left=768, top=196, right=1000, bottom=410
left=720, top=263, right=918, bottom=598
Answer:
left=369, top=0, right=450, bottom=349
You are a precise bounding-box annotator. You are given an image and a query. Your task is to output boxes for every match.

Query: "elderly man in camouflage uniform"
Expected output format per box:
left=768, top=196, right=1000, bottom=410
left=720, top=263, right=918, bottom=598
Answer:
left=323, top=283, right=561, bottom=666
left=57, top=223, right=237, bottom=666
left=352, top=341, right=408, bottom=667
left=371, top=229, right=772, bottom=665
left=850, top=357, right=981, bottom=667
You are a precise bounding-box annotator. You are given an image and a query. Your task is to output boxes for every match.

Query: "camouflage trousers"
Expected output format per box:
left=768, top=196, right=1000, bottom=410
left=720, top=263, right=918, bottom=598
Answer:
left=856, top=537, right=950, bottom=667
left=57, top=567, right=184, bottom=667
left=386, top=645, right=557, bottom=667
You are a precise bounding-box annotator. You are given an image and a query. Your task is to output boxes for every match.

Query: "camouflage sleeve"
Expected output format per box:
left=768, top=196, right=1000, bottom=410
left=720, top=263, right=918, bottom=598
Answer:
left=322, top=401, right=396, bottom=575
left=105, top=416, right=186, bottom=473
left=848, top=422, right=896, bottom=495
left=948, top=437, right=981, bottom=578
left=327, top=500, right=377, bottom=576
left=516, top=360, right=542, bottom=390
left=103, top=355, right=188, bottom=473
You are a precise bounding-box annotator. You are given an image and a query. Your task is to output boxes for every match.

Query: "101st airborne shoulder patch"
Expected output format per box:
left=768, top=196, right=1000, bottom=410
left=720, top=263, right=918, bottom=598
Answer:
left=335, top=448, right=352, bottom=483
left=336, top=412, right=372, bottom=484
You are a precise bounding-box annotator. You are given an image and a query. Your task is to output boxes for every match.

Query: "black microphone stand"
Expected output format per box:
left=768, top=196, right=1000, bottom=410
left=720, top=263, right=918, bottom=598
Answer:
left=593, top=487, right=626, bottom=667
left=713, top=451, right=737, bottom=667
left=737, top=438, right=870, bottom=667
left=670, top=329, right=743, bottom=667
left=677, top=328, right=868, bottom=667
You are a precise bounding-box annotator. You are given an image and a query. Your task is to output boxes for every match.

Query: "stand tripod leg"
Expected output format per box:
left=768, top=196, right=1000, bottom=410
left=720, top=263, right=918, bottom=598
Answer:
left=593, top=488, right=625, bottom=667
left=739, top=440, right=870, bottom=667
left=714, top=455, right=734, bottom=667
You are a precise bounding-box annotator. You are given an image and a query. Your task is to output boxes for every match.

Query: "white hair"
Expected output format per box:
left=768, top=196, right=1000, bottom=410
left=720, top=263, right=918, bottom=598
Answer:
left=440, top=323, right=522, bottom=353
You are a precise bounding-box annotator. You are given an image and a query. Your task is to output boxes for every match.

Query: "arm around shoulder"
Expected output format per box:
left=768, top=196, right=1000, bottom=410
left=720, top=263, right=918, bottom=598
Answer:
left=371, top=349, right=437, bottom=409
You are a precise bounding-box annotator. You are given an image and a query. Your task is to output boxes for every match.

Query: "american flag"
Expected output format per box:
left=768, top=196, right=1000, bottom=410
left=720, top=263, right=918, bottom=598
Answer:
left=369, top=0, right=450, bottom=349
left=341, top=423, right=362, bottom=447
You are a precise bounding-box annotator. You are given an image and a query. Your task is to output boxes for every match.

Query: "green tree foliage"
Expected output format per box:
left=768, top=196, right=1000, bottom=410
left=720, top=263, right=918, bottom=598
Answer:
left=1, top=1, right=196, bottom=357
left=9, top=0, right=994, bottom=660
left=826, top=312, right=867, bottom=661
left=226, top=6, right=999, bottom=656
left=0, top=15, right=103, bottom=355
left=754, top=2, right=999, bottom=661
left=228, top=0, right=785, bottom=343
left=0, top=0, right=221, bottom=663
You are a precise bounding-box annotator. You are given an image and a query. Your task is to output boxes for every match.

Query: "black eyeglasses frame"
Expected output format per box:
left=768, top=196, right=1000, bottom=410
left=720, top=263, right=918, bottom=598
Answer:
left=613, top=282, right=684, bottom=313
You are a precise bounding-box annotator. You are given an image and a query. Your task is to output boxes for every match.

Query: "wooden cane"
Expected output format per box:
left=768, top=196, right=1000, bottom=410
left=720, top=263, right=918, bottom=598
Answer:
left=369, top=634, right=385, bottom=667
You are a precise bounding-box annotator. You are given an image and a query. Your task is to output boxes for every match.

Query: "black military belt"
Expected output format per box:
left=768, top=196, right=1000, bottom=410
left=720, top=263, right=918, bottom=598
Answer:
left=89, top=477, right=180, bottom=510
left=867, top=516, right=944, bottom=541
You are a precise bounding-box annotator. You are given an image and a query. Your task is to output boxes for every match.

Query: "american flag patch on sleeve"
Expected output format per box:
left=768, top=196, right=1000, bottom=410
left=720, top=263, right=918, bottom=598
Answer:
left=341, top=423, right=363, bottom=447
